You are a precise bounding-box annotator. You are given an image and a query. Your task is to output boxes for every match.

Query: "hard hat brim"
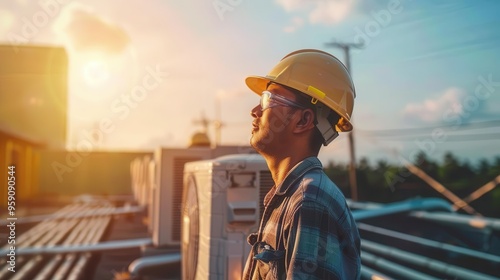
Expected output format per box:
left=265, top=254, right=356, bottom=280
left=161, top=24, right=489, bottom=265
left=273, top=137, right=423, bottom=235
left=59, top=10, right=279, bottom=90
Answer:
left=245, top=75, right=354, bottom=132
left=245, top=75, right=272, bottom=96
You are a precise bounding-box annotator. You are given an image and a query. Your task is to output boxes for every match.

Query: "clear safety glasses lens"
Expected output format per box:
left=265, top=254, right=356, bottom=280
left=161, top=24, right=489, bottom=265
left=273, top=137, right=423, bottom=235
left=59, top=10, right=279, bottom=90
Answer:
left=260, top=90, right=305, bottom=111
left=260, top=91, right=272, bottom=111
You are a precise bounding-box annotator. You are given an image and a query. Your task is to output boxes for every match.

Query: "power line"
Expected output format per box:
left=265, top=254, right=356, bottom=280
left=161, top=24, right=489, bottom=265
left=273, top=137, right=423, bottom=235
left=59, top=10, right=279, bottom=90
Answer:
left=358, top=120, right=500, bottom=137
left=370, top=132, right=500, bottom=142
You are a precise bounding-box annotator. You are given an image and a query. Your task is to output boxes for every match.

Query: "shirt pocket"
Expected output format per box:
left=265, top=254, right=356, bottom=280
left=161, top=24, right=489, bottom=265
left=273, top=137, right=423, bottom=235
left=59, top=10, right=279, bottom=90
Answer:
left=252, top=242, right=286, bottom=280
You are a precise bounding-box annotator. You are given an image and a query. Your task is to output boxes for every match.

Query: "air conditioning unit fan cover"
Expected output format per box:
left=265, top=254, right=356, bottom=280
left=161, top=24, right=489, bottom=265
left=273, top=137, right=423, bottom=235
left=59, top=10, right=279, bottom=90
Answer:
left=181, top=154, right=273, bottom=280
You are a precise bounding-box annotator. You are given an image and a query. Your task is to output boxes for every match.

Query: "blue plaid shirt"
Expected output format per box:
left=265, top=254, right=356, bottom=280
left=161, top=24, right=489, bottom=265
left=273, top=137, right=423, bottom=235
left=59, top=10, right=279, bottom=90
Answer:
left=243, top=157, right=361, bottom=280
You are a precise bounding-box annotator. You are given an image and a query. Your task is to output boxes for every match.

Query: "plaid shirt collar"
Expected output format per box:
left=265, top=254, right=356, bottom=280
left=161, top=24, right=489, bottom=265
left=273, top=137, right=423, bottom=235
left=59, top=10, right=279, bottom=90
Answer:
left=264, top=157, right=323, bottom=206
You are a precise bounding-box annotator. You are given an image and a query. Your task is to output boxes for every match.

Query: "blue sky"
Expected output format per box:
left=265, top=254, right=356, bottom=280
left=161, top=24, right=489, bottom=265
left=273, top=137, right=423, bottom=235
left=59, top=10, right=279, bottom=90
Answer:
left=1, top=0, right=499, bottom=166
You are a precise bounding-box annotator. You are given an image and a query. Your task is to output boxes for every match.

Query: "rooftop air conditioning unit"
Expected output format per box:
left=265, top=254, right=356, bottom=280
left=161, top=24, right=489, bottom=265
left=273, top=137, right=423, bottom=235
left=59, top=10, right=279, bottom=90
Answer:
left=152, top=147, right=212, bottom=247
left=130, top=155, right=152, bottom=207
left=181, top=154, right=273, bottom=280
left=151, top=146, right=257, bottom=247
left=147, top=158, right=156, bottom=233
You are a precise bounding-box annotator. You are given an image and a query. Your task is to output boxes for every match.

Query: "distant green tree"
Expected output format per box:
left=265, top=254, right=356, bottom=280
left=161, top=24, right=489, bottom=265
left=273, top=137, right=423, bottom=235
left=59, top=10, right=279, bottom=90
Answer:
left=439, top=152, right=476, bottom=194
left=323, top=151, right=500, bottom=218
left=415, top=152, right=439, bottom=179
left=324, top=160, right=349, bottom=194
left=477, top=158, right=490, bottom=175
left=490, top=156, right=500, bottom=178
left=356, top=157, right=370, bottom=201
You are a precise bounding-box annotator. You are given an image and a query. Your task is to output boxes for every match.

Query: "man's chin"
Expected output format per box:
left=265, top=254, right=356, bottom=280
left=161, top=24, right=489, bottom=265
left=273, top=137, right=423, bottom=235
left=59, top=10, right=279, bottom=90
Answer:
left=249, top=137, right=260, bottom=151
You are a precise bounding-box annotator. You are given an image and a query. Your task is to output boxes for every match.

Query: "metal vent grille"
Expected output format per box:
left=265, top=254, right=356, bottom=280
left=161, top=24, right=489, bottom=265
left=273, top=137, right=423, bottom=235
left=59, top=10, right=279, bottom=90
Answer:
left=172, top=157, right=200, bottom=242
left=259, top=170, right=274, bottom=220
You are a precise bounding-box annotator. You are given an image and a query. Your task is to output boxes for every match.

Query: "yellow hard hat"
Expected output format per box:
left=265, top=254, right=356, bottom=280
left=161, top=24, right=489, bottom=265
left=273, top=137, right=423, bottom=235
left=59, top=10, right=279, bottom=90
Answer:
left=246, top=49, right=356, bottom=144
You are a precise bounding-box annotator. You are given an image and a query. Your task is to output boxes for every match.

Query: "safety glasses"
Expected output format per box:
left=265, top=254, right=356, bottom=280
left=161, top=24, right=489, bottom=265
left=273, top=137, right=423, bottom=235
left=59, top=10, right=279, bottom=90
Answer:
left=260, top=90, right=306, bottom=111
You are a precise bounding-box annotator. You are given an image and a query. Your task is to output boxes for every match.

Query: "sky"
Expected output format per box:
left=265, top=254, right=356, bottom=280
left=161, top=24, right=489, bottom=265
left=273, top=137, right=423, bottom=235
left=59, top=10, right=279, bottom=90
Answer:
left=1, top=0, right=499, bottom=166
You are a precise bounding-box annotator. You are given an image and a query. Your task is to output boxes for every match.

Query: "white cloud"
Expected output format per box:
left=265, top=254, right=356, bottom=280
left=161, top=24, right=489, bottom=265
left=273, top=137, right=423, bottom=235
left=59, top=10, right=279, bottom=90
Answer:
left=403, top=87, right=465, bottom=123
left=309, top=0, right=357, bottom=25
left=284, top=16, right=305, bottom=33
left=275, top=0, right=307, bottom=12
left=275, top=0, right=358, bottom=25
left=53, top=3, right=129, bottom=54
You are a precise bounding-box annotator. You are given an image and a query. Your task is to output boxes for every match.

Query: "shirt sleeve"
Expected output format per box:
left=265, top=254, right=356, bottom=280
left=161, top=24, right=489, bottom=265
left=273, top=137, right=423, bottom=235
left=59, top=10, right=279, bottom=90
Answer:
left=285, top=199, right=358, bottom=280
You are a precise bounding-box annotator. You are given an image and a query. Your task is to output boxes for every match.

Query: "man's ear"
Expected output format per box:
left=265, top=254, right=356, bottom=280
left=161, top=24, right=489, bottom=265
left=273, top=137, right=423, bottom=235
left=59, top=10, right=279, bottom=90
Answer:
left=295, top=109, right=315, bottom=132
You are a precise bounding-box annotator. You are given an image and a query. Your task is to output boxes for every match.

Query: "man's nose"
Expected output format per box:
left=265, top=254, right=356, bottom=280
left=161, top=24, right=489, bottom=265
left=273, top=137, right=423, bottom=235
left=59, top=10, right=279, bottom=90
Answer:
left=251, top=105, right=262, bottom=117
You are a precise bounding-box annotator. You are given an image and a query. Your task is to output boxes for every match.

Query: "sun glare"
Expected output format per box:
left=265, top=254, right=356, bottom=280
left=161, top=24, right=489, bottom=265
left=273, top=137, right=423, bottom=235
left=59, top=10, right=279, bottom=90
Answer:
left=82, top=60, right=110, bottom=87
left=73, top=49, right=138, bottom=103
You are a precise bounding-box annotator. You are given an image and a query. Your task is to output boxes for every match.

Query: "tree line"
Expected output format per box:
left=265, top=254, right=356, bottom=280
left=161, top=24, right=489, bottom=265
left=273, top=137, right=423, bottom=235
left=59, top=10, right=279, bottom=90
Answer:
left=325, top=151, right=500, bottom=218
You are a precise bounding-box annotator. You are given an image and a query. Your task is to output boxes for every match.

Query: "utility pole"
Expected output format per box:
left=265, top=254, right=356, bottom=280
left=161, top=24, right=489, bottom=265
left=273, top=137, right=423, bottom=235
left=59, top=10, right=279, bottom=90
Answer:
left=325, top=40, right=364, bottom=201
left=192, top=108, right=224, bottom=147
left=214, top=98, right=224, bottom=147
left=193, top=112, right=210, bottom=134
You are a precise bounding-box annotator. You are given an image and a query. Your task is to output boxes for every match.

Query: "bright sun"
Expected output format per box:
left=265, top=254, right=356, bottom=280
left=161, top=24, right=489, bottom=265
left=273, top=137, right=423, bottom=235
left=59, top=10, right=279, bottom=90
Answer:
left=82, top=60, right=111, bottom=87
left=74, top=50, right=138, bottom=103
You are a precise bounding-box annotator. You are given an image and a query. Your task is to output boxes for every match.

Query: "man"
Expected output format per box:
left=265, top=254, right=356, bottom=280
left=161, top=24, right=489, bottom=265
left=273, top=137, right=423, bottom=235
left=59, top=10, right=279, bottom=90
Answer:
left=242, top=49, right=361, bottom=280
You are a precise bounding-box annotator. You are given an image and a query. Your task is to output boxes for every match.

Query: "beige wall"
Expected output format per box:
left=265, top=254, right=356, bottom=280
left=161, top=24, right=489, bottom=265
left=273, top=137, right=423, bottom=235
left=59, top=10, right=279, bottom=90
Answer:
left=0, top=45, right=67, bottom=149
left=38, top=150, right=152, bottom=196
left=0, top=131, right=41, bottom=208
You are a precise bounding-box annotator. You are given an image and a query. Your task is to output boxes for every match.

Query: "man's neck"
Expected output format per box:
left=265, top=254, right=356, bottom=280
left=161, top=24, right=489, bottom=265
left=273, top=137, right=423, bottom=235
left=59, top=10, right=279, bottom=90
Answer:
left=263, top=152, right=316, bottom=187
